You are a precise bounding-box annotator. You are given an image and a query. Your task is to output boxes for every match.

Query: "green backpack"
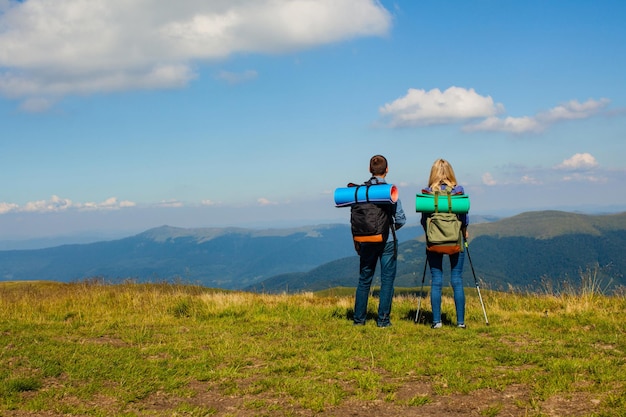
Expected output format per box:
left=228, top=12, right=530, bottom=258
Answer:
left=425, top=189, right=463, bottom=254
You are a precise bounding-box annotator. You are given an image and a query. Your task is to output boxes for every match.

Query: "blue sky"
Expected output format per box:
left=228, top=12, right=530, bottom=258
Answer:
left=1, top=0, right=625, bottom=242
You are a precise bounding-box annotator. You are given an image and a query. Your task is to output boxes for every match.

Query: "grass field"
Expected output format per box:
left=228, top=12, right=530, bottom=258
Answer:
left=1, top=279, right=625, bottom=416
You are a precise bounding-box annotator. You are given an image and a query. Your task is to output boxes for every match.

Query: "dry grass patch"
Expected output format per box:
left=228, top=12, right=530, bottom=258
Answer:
left=0, top=280, right=624, bottom=416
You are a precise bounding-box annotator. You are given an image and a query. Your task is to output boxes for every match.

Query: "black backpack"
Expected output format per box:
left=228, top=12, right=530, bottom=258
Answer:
left=348, top=179, right=397, bottom=251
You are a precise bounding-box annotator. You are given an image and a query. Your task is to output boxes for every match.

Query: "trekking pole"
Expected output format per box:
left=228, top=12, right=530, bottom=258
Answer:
left=464, top=241, right=489, bottom=325
left=414, top=258, right=428, bottom=323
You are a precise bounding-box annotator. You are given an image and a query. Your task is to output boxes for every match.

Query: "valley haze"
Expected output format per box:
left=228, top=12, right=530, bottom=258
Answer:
left=2, top=196, right=624, bottom=250
left=1, top=210, right=625, bottom=295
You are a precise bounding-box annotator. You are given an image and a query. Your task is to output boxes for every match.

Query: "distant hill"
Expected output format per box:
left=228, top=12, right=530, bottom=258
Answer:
left=248, top=211, right=626, bottom=293
left=0, top=224, right=422, bottom=289
left=2, top=211, right=625, bottom=293
left=468, top=210, right=626, bottom=239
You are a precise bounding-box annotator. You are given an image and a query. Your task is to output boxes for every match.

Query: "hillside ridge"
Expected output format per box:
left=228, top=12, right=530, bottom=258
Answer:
left=468, top=210, right=626, bottom=240
left=136, top=223, right=352, bottom=243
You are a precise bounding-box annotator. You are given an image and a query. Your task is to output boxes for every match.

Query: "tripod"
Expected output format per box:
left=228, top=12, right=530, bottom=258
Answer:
left=414, top=259, right=428, bottom=323
left=465, top=240, right=489, bottom=325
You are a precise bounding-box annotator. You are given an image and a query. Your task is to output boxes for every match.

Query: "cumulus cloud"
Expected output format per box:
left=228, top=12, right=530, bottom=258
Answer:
left=464, top=98, right=611, bottom=134
left=0, top=0, right=391, bottom=109
left=0, top=195, right=136, bottom=214
left=21, top=195, right=73, bottom=212
left=379, top=86, right=504, bottom=127
left=555, top=153, right=599, bottom=171
left=0, top=202, right=19, bottom=214
left=554, top=153, right=605, bottom=184
left=379, top=83, right=611, bottom=133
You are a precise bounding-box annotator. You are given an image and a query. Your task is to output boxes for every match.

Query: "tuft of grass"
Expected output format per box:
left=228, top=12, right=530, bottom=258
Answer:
left=4, top=377, right=42, bottom=393
left=480, top=403, right=503, bottom=417
left=407, top=394, right=430, bottom=406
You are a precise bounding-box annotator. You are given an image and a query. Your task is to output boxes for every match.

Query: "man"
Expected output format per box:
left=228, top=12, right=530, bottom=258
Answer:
left=352, top=155, right=406, bottom=327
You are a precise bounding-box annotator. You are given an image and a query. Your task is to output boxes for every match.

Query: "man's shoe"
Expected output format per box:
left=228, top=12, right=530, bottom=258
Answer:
left=377, top=323, right=392, bottom=328
left=431, top=322, right=442, bottom=329
left=457, top=324, right=466, bottom=329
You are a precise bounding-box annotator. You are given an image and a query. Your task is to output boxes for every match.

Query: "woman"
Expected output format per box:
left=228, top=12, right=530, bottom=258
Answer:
left=420, top=159, right=469, bottom=329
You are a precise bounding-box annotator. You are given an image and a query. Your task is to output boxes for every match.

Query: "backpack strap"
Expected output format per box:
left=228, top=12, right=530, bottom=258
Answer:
left=347, top=181, right=375, bottom=203
left=432, top=187, right=454, bottom=214
left=382, top=196, right=398, bottom=257
left=390, top=220, right=398, bottom=258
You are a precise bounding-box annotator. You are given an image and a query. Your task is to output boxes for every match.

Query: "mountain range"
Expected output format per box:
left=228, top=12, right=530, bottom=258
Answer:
left=0, top=223, right=421, bottom=288
left=247, top=210, right=626, bottom=293
left=1, top=210, right=625, bottom=293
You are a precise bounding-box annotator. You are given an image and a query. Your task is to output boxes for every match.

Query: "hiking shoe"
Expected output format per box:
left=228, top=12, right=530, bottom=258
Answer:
left=457, top=324, right=466, bottom=329
left=431, top=322, right=442, bottom=329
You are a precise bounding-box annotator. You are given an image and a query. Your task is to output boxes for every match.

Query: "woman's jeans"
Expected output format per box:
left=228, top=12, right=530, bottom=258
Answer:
left=354, top=241, right=396, bottom=326
left=427, top=250, right=466, bottom=325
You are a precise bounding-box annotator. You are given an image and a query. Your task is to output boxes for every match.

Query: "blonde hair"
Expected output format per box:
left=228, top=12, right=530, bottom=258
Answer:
left=428, top=159, right=458, bottom=191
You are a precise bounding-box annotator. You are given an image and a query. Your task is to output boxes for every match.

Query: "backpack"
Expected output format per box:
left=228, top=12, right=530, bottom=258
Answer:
left=424, top=188, right=463, bottom=254
left=348, top=179, right=397, bottom=251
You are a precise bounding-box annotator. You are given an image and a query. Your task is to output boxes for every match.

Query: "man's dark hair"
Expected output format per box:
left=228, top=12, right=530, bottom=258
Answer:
left=369, top=155, right=388, bottom=176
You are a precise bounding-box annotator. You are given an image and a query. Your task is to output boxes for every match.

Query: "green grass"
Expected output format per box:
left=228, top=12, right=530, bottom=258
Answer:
left=0, top=280, right=624, bottom=416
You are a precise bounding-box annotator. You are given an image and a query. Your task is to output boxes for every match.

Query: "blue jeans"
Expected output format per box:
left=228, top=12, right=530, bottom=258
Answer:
left=354, top=241, right=397, bottom=326
left=427, top=250, right=466, bottom=325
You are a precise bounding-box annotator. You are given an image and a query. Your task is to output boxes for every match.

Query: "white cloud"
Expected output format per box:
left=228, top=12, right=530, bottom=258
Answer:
left=118, top=200, right=136, bottom=208
left=22, top=195, right=73, bottom=212
left=0, top=195, right=136, bottom=214
left=481, top=172, right=542, bottom=186
left=463, top=115, right=541, bottom=133
left=157, top=200, right=184, bottom=208
left=538, top=98, right=610, bottom=123
left=482, top=172, right=497, bottom=186
left=0, top=202, right=19, bottom=214
left=379, top=86, right=504, bottom=127
left=520, top=175, right=542, bottom=185
left=464, top=98, right=611, bottom=134
left=0, top=0, right=391, bottom=109
left=80, top=197, right=136, bottom=210
left=555, top=153, right=599, bottom=170
left=562, top=173, right=607, bottom=183
left=257, top=197, right=278, bottom=206
left=479, top=154, right=606, bottom=190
